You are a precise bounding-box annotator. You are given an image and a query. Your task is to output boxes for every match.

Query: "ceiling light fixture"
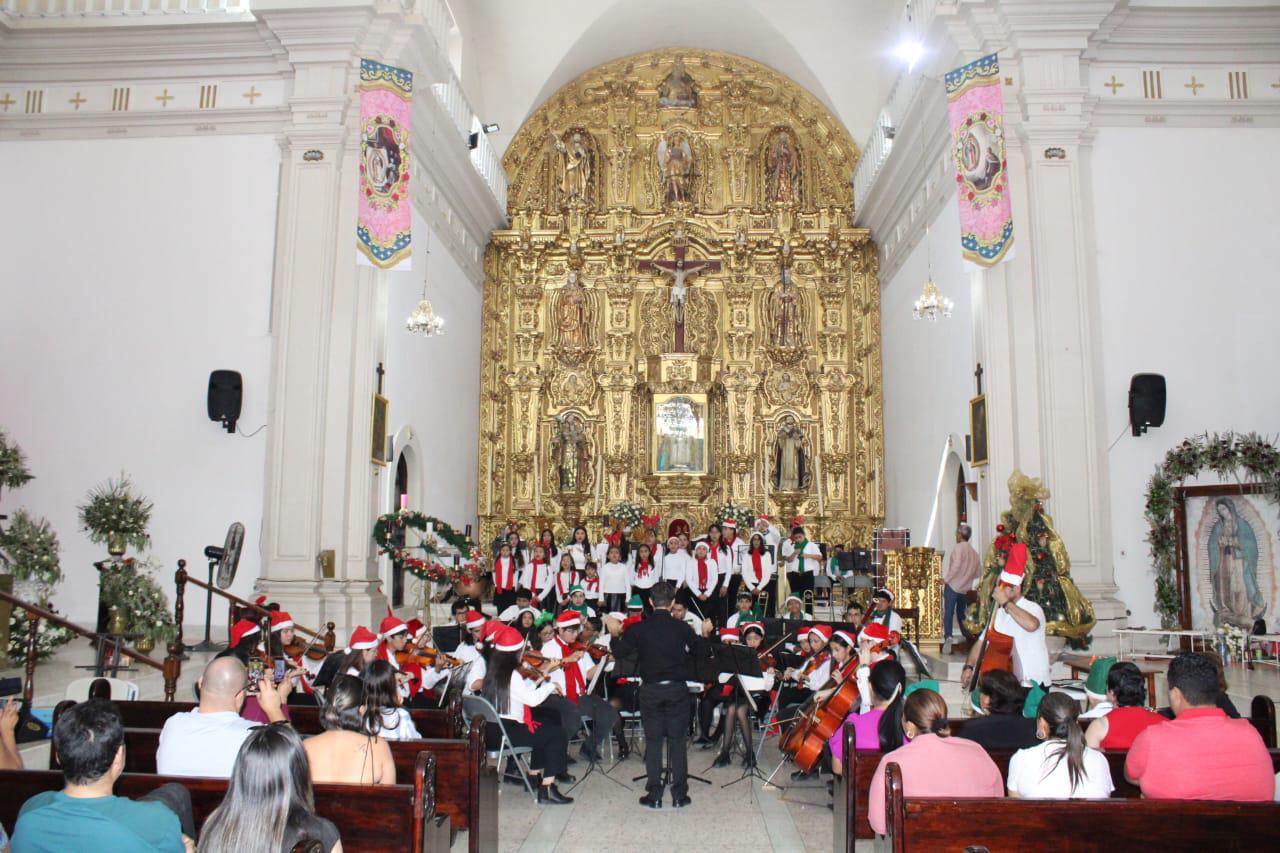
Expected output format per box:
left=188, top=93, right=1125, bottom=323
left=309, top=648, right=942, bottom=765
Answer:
left=406, top=231, right=445, bottom=337
left=912, top=225, right=953, bottom=322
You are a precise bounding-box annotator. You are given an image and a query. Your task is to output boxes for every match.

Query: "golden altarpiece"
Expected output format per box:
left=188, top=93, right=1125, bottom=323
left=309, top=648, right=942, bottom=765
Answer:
left=477, top=50, right=885, bottom=547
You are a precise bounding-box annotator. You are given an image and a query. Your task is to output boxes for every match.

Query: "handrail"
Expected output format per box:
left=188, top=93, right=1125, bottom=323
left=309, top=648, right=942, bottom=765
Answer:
left=0, top=587, right=181, bottom=702
left=172, top=559, right=336, bottom=655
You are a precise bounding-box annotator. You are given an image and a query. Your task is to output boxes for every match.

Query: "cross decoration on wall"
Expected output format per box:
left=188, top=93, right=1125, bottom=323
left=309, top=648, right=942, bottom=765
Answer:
left=637, top=237, right=721, bottom=352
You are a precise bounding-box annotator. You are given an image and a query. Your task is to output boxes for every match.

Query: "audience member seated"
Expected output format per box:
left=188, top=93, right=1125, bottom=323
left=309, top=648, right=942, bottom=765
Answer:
left=13, top=699, right=195, bottom=853
left=303, top=676, right=395, bottom=786
left=158, top=656, right=288, bottom=778
left=956, top=669, right=1039, bottom=751
left=1084, top=661, right=1166, bottom=750
left=1126, top=652, right=1272, bottom=801
left=197, top=723, right=341, bottom=853
left=867, top=688, right=1003, bottom=835
left=362, top=660, right=422, bottom=741
left=1156, top=649, right=1240, bottom=720
left=1007, top=692, right=1113, bottom=799
left=2, top=696, right=24, bottom=771
left=218, top=620, right=294, bottom=724
left=830, top=659, right=906, bottom=777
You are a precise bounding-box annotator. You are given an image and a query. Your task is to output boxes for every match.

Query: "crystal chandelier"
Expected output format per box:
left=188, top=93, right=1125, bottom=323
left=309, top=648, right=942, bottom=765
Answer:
left=912, top=224, right=953, bottom=321
left=913, top=279, right=953, bottom=321
left=405, top=232, right=445, bottom=337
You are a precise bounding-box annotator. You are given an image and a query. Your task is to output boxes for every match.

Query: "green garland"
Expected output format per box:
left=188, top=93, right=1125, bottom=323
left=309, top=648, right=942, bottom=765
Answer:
left=1146, top=432, right=1280, bottom=628
left=79, top=474, right=153, bottom=552
left=0, top=429, right=34, bottom=494
left=372, top=510, right=484, bottom=583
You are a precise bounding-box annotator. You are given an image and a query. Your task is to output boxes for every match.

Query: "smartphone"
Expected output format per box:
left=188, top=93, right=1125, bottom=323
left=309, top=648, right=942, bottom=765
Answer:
left=247, top=658, right=264, bottom=686
left=273, top=658, right=286, bottom=684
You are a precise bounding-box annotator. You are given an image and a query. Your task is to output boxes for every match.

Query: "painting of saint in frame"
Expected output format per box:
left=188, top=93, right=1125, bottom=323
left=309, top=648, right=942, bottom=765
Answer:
left=653, top=393, right=708, bottom=476
left=1178, top=484, right=1277, bottom=631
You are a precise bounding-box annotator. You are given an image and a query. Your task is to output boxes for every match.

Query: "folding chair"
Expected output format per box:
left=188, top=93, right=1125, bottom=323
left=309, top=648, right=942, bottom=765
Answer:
left=462, top=695, right=539, bottom=802
left=64, top=677, right=141, bottom=702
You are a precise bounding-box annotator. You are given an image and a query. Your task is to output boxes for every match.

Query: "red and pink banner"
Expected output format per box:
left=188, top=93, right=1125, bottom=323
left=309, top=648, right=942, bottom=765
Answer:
left=357, top=59, right=412, bottom=270
left=946, top=53, right=1014, bottom=268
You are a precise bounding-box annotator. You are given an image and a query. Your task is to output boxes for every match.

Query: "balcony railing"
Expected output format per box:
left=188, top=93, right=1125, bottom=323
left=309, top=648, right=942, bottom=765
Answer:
left=1, top=0, right=249, bottom=16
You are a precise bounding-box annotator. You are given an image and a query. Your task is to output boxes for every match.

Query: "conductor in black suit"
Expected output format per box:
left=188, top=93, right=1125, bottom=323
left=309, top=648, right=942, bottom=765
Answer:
left=607, top=580, right=710, bottom=808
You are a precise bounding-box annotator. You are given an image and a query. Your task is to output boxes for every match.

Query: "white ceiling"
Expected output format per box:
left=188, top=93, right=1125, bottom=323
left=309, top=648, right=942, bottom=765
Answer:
left=451, top=0, right=907, bottom=158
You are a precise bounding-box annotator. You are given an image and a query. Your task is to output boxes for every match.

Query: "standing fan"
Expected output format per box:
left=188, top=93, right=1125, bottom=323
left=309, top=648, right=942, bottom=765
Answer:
left=190, top=522, right=245, bottom=652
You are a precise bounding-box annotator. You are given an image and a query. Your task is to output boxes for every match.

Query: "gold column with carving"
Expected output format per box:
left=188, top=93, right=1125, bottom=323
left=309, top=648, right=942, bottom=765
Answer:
left=884, top=547, right=944, bottom=640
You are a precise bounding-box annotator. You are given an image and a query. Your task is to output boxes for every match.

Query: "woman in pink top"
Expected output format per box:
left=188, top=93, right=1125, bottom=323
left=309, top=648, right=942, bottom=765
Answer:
left=867, top=688, right=1004, bottom=835
left=830, top=658, right=906, bottom=776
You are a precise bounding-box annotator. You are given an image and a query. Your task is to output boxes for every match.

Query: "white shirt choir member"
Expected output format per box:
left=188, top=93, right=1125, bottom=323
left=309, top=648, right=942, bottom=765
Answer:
left=685, top=541, right=720, bottom=603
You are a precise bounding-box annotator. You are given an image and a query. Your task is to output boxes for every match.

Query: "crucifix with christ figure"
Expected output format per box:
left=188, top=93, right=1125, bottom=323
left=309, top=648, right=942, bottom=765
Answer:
left=638, top=242, right=721, bottom=352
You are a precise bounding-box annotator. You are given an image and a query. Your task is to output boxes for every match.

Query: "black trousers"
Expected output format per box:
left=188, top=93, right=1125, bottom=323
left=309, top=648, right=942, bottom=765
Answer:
left=140, top=782, right=195, bottom=840
left=493, top=588, right=518, bottom=615
left=787, top=571, right=812, bottom=597
left=639, top=681, right=691, bottom=800
left=717, top=575, right=741, bottom=624
left=493, top=720, right=569, bottom=778
left=603, top=592, right=627, bottom=615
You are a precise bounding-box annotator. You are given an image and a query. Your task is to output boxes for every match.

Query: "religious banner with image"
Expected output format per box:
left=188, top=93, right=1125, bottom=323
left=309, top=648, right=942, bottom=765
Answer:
left=357, top=59, right=412, bottom=270
left=945, top=53, right=1014, bottom=268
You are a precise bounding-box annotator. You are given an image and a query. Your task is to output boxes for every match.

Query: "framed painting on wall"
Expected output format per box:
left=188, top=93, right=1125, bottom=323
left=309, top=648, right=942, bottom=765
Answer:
left=968, top=395, right=989, bottom=467
left=370, top=394, right=389, bottom=466
left=652, top=392, right=708, bottom=476
left=1174, top=483, right=1278, bottom=631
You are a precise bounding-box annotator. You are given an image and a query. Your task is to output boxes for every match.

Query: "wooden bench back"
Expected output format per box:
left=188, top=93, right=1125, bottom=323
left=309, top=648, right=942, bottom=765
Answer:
left=835, top=722, right=1280, bottom=851
left=52, top=695, right=465, bottom=740
left=1, top=752, right=445, bottom=853
left=47, top=716, right=496, bottom=853
left=882, top=762, right=1280, bottom=853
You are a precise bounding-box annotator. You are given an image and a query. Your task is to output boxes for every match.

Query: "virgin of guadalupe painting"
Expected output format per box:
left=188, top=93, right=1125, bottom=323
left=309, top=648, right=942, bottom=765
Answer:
left=653, top=393, right=707, bottom=475
left=1182, top=485, right=1276, bottom=630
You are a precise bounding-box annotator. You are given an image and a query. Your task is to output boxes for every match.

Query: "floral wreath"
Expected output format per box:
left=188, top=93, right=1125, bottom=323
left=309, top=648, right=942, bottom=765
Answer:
left=1145, top=432, right=1280, bottom=628
left=714, top=502, right=755, bottom=529
left=373, top=510, right=485, bottom=584
left=607, top=501, right=644, bottom=532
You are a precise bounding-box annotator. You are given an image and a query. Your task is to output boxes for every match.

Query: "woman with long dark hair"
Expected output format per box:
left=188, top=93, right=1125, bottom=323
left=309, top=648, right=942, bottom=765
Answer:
left=480, top=626, right=574, bottom=804
left=1008, top=691, right=1113, bottom=798
left=198, top=724, right=341, bottom=853
left=568, top=525, right=594, bottom=572
left=955, top=669, right=1039, bottom=751
left=303, top=675, right=395, bottom=786
left=538, top=528, right=559, bottom=561
left=829, top=659, right=906, bottom=777
left=741, top=532, right=775, bottom=616
left=629, top=541, right=658, bottom=610
left=362, top=660, right=422, bottom=741
left=492, top=541, right=522, bottom=616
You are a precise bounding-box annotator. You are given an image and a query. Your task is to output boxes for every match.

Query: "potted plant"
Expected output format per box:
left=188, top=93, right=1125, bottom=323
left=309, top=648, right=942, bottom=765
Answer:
left=79, top=474, right=153, bottom=558
left=0, top=510, right=74, bottom=662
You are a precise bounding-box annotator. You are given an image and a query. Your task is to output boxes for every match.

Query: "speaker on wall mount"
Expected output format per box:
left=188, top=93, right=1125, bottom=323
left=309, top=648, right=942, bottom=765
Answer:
left=208, top=370, right=243, bottom=433
left=1128, top=373, right=1166, bottom=437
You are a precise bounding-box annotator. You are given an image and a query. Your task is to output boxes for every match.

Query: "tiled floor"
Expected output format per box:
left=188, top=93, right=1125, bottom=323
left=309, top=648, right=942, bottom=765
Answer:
left=6, top=638, right=1278, bottom=852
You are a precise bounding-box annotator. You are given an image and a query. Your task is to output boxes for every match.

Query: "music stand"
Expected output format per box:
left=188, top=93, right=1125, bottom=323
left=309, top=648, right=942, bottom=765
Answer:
left=708, top=645, right=772, bottom=790
left=629, top=681, right=713, bottom=789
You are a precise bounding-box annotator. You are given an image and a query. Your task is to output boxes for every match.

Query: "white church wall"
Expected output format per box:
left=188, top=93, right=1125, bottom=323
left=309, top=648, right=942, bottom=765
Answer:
left=1091, top=126, right=1280, bottom=628
left=879, top=201, right=978, bottom=549
left=0, top=135, right=280, bottom=625
left=383, top=208, right=482, bottom=533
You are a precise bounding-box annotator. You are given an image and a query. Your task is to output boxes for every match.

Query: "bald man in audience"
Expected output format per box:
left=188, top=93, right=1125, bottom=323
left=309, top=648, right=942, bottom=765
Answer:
left=156, top=656, right=289, bottom=778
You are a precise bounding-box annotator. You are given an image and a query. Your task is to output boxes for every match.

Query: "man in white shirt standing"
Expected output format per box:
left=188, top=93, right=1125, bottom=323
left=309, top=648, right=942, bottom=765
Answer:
left=780, top=526, right=823, bottom=596
left=963, top=543, right=1050, bottom=688
left=157, top=656, right=289, bottom=778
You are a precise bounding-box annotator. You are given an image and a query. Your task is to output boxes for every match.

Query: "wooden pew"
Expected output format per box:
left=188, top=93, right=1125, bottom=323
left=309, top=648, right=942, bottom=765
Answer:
left=3, top=751, right=449, bottom=853
left=52, top=694, right=465, bottom=740
left=882, top=762, right=1280, bottom=853
left=51, top=716, right=497, bottom=853
left=834, top=721, right=1280, bottom=852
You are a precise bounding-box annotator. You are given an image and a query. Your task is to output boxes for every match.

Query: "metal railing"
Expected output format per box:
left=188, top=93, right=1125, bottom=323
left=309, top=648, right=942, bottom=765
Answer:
left=1, top=0, right=249, bottom=17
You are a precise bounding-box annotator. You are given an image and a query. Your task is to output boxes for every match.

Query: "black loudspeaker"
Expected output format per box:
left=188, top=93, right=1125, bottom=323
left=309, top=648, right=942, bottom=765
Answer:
left=1128, top=373, right=1166, bottom=436
left=207, top=370, right=243, bottom=433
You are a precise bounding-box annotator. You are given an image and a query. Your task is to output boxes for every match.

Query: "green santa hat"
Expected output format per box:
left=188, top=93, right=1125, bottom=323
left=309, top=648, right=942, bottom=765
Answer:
left=1084, top=656, right=1117, bottom=700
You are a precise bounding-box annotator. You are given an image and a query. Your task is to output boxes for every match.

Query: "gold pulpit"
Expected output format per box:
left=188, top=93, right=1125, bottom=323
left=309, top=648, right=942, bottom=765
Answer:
left=883, top=547, right=943, bottom=641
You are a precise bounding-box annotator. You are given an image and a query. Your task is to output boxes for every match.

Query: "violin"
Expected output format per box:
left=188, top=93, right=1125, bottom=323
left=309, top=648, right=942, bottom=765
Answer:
left=283, top=634, right=329, bottom=662
left=395, top=646, right=464, bottom=669
left=569, top=641, right=609, bottom=662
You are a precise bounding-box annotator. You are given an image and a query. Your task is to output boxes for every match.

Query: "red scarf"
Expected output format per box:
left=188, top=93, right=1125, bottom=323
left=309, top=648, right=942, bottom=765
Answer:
left=553, top=635, right=585, bottom=702
left=530, top=559, right=547, bottom=594
left=584, top=575, right=600, bottom=593
left=517, top=672, right=542, bottom=733
left=636, top=559, right=651, bottom=578
left=495, top=557, right=516, bottom=592
left=556, top=570, right=578, bottom=598
left=750, top=552, right=762, bottom=583
left=697, top=557, right=710, bottom=591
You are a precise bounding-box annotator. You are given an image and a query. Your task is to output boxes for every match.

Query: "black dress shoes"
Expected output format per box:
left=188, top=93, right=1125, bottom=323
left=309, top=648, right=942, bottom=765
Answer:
left=538, top=784, right=573, bottom=805
left=712, top=752, right=731, bottom=768
left=555, top=771, right=576, bottom=784
left=639, top=794, right=662, bottom=809
left=565, top=755, right=578, bottom=766
left=672, top=795, right=692, bottom=808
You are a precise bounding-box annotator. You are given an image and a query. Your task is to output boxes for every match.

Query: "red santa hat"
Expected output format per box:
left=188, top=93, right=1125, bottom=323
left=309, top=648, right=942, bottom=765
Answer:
left=230, top=619, right=260, bottom=648
left=832, top=629, right=858, bottom=649
left=1000, top=543, right=1029, bottom=587
left=346, top=625, right=378, bottom=651
left=858, top=621, right=891, bottom=646
left=254, top=595, right=269, bottom=607
left=464, top=610, right=486, bottom=629
left=269, top=611, right=293, bottom=632
left=405, top=618, right=425, bottom=638
left=555, top=611, right=581, bottom=629
left=740, top=621, right=765, bottom=638
left=722, top=519, right=738, bottom=531
left=719, top=626, right=740, bottom=643
left=379, top=615, right=408, bottom=638
left=807, top=625, right=832, bottom=643
left=480, top=620, right=505, bottom=644
left=492, top=626, right=526, bottom=653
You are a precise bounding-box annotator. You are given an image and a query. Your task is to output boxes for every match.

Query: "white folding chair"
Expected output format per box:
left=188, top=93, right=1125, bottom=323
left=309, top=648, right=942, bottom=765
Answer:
left=462, top=695, right=539, bottom=803
left=64, top=677, right=141, bottom=702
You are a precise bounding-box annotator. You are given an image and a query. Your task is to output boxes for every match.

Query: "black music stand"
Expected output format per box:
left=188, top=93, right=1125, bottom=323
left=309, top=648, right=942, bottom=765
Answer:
left=708, top=645, right=773, bottom=790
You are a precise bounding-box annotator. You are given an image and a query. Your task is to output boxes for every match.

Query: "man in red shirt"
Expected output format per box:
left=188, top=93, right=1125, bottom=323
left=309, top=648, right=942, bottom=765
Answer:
left=1125, top=652, right=1272, bottom=800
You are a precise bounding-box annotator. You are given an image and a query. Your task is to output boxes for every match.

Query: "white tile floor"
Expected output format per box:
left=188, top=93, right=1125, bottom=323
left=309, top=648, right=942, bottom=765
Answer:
left=5, top=637, right=1278, bottom=852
